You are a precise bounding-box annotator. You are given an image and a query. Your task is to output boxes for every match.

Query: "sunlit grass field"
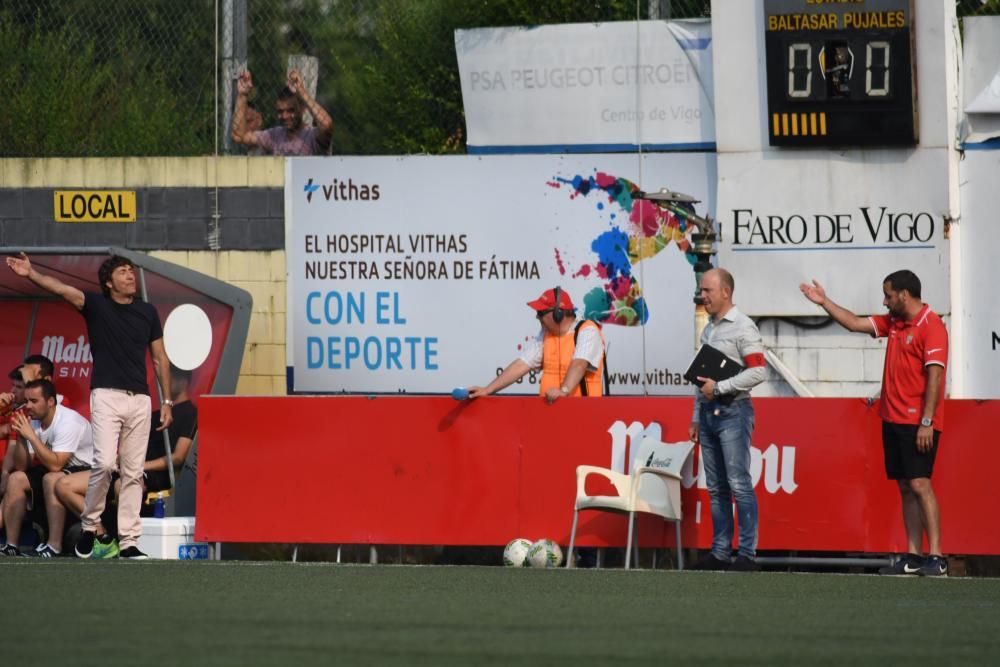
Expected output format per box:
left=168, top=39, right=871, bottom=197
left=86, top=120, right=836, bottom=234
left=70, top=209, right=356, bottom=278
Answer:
left=4, top=560, right=998, bottom=666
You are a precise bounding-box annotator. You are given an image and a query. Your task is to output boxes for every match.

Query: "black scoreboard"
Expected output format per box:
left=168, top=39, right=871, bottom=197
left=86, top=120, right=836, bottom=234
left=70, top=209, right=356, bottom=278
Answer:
left=763, top=0, right=917, bottom=147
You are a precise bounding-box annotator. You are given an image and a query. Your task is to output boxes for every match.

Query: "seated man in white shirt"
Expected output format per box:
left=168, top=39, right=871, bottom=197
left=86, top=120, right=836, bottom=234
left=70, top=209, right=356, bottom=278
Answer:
left=0, top=379, right=93, bottom=557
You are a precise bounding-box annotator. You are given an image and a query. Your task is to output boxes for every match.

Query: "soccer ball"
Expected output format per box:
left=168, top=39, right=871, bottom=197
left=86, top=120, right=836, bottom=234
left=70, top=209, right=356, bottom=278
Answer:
left=527, top=539, right=564, bottom=568
left=503, top=538, right=532, bottom=567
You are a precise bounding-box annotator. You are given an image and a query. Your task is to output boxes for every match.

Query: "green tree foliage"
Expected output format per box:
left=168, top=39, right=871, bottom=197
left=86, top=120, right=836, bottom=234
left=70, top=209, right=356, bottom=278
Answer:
left=320, top=0, right=689, bottom=154
left=242, top=0, right=665, bottom=155
left=0, top=1, right=214, bottom=157
left=957, top=0, right=1000, bottom=16
left=3, top=1, right=993, bottom=157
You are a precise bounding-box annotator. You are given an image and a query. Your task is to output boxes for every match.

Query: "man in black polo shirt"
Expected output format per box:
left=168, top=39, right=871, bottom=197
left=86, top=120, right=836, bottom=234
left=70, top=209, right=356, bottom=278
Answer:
left=7, top=252, right=172, bottom=559
left=143, top=366, right=197, bottom=498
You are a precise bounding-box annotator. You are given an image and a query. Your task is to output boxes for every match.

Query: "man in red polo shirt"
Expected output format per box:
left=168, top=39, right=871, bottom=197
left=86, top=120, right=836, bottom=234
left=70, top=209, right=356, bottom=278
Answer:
left=800, top=270, right=948, bottom=576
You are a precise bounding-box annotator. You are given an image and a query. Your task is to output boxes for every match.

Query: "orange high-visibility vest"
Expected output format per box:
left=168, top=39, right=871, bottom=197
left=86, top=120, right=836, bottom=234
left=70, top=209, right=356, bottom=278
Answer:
left=539, top=320, right=605, bottom=397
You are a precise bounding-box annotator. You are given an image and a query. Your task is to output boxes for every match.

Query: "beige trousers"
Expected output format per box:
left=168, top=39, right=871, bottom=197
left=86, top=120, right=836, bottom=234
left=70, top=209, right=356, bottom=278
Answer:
left=82, top=389, right=151, bottom=549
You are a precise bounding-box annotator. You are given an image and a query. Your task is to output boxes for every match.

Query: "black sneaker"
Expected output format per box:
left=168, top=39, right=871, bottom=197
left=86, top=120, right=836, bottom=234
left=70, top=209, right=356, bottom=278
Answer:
left=731, top=555, right=758, bottom=572
left=75, top=530, right=96, bottom=559
left=692, top=554, right=731, bottom=571
left=878, top=553, right=923, bottom=575
left=917, top=555, right=948, bottom=577
left=34, top=543, right=61, bottom=558
left=0, top=543, right=26, bottom=557
left=117, top=546, right=150, bottom=560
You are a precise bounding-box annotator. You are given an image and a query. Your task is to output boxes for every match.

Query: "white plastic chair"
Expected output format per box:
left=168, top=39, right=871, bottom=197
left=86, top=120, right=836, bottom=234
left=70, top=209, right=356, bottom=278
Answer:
left=566, top=437, right=695, bottom=570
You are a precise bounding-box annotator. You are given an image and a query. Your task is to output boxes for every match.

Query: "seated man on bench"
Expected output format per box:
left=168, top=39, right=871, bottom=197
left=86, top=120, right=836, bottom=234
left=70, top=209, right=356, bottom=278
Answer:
left=141, top=366, right=198, bottom=509
left=1, top=379, right=92, bottom=557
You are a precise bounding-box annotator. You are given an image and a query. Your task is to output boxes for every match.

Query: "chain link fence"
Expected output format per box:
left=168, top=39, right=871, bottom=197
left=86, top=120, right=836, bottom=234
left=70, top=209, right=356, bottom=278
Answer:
left=1, top=0, right=996, bottom=157
left=0, top=0, right=215, bottom=157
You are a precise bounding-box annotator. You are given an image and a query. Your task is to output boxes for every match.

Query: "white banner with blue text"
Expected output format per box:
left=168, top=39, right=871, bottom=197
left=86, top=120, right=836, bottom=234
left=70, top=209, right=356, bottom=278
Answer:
left=286, top=154, right=716, bottom=394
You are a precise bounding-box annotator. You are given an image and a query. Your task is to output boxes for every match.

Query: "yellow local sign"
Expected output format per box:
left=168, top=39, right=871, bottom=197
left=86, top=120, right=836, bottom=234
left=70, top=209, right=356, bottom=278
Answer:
left=54, top=190, right=137, bottom=223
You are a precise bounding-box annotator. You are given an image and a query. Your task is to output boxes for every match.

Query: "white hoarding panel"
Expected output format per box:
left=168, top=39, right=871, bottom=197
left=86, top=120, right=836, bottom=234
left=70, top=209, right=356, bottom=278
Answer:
left=962, top=16, right=1000, bottom=144
left=455, top=21, right=714, bottom=152
left=717, top=148, right=950, bottom=316
left=958, top=149, right=1000, bottom=398
left=286, top=154, right=716, bottom=395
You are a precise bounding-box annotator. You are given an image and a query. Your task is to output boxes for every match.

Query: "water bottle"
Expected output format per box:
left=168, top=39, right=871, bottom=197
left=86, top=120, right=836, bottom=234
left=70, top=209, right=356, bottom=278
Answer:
left=153, top=493, right=166, bottom=519
left=451, top=387, right=470, bottom=401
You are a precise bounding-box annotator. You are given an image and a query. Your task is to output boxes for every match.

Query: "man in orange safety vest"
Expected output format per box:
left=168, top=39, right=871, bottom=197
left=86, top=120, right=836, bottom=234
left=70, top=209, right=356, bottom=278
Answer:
left=468, top=287, right=607, bottom=403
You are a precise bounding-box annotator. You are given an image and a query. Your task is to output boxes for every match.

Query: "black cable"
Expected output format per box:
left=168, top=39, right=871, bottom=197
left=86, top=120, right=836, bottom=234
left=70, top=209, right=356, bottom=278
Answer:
left=755, top=315, right=837, bottom=331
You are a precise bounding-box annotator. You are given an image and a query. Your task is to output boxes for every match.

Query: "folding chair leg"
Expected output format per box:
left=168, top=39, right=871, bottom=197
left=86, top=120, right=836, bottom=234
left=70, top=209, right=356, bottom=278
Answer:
left=625, top=511, right=635, bottom=571
left=566, top=510, right=579, bottom=569
left=676, top=520, right=684, bottom=570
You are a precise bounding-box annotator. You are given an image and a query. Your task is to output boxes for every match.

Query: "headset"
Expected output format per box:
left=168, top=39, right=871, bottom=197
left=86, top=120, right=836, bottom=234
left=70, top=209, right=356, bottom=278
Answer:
left=551, top=285, right=565, bottom=324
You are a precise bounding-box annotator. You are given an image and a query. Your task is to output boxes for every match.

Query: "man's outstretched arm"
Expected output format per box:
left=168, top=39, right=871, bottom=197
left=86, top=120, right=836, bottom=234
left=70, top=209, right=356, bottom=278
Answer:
left=231, top=69, right=259, bottom=147
left=289, top=69, right=333, bottom=142
left=799, top=279, right=875, bottom=335
left=6, top=253, right=84, bottom=310
left=469, top=359, right=531, bottom=399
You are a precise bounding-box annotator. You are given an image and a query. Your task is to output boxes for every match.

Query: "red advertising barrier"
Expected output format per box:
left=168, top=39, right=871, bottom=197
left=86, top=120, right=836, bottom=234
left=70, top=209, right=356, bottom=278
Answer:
left=196, top=396, right=1000, bottom=555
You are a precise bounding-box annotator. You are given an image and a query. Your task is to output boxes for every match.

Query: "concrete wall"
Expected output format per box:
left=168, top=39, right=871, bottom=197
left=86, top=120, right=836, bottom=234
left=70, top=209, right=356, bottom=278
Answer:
left=0, top=157, right=288, bottom=395
left=0, top=157, right=284, bottom=250
left=755, top=319, right=885, bottom=398
left=149, top=250, right=287, bottom=396
left=4, top=153, right=957, bottom=400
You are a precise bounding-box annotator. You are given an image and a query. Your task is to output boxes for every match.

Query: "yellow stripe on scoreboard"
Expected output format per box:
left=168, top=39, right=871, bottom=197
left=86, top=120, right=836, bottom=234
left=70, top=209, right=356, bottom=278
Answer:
left=772, top=112, right=828, bottom=137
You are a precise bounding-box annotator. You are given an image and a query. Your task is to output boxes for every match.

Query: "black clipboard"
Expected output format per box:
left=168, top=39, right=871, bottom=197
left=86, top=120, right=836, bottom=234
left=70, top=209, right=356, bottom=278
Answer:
left=685, top=344, right=744, bottom=405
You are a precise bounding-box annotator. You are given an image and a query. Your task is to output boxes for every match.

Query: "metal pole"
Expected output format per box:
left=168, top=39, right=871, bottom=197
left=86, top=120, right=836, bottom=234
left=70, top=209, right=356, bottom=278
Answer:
left=634, top=188, right=717, bottom=348
left=234, top=0, right=248, bottom=150
left=214, top=0, right=219, bottom=156
left=221, top=0, right=246, bottom=155
left=221, top=0, right=234, bottom=155
left=690, top=232, right=715, bottom=347
left=648, top=0, right=672, bottom=20
left=234, top=0, right=247, bottom=64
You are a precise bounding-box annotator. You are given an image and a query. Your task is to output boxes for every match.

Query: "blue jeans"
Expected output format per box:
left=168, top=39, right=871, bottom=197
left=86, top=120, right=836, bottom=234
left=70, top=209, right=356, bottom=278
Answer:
left=698, top=399, right=758, bottom=560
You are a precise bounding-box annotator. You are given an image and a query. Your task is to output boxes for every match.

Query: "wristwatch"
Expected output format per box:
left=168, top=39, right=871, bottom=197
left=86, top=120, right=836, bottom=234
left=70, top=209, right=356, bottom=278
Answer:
left=920, top=417, right=932, bottom=427
left=560, top=386, right=571, bottom=395
left=163, top=399, right=175, bottom=407
left=712, top=384, right=721, bottom=398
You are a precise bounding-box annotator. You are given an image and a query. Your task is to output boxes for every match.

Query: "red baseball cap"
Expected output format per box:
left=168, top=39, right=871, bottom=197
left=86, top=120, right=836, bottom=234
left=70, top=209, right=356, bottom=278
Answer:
left=527, top=288, right=574, bottom=312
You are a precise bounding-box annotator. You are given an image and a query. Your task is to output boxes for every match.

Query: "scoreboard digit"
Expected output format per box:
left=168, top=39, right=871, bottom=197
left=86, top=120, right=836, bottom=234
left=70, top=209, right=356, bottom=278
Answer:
left=763, top=0, right=917, bottom=147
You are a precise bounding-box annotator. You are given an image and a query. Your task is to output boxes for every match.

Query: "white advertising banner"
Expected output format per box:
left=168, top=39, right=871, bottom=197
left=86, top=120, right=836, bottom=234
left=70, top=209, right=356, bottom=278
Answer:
left=455, top=20, right=714, bottom=153
left=286, top=154, right=716, bottom=395
left=716, top=149, right=951, bottom=316
left=958, top=149, right=1000, bottom=398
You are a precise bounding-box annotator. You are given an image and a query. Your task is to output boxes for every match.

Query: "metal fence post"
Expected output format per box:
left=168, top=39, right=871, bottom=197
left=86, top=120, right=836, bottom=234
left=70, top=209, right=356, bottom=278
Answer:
left=648, top=0, right=672, bottom=20
left=221, top=0, right=247, bottom=155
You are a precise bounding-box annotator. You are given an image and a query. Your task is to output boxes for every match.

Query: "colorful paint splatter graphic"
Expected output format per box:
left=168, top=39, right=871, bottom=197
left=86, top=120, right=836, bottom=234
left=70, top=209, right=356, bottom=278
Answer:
left=548, top=171, right=695, bottom=326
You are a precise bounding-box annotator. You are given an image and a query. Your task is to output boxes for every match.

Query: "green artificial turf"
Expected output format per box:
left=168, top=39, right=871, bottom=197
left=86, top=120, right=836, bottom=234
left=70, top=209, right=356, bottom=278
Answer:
left=4, top=561, right=999, bottom=666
